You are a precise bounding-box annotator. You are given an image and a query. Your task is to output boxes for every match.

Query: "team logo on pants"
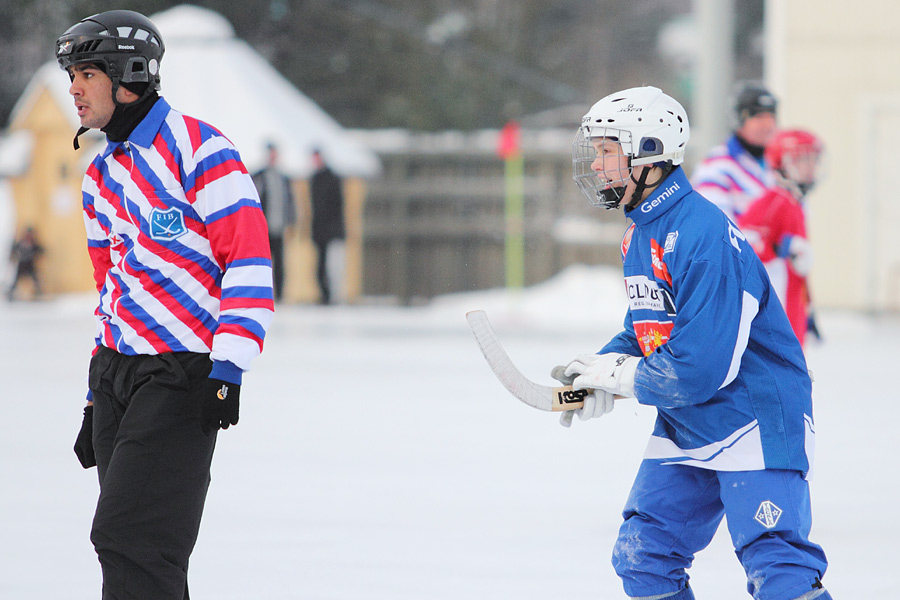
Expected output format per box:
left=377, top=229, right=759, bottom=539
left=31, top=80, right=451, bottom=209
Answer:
left=755, top=500, right=783, bottom=529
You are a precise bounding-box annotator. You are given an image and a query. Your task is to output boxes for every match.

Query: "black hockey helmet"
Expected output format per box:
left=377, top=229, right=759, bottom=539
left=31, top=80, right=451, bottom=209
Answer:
left=732, top=80, right=777, bottom=126
left=56, top=10, right=164, bottom=102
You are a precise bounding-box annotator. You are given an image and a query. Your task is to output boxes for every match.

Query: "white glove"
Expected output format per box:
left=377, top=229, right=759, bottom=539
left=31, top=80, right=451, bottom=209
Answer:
left=576, top=390, right=616, bottom=421
left=564, top=352, right=640, bottom=398
left=787, top=236, right=813, bottom=276
left=550, top=365, right=616, bottom=426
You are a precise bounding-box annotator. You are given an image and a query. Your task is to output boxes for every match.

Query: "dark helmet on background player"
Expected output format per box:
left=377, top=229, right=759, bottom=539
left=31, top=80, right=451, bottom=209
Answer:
left=56, top=10, right=165, bottom=104
left=573, top=86, right=689, bottom=210
left=732, top=81, right=778, bottom=127
left=765, top=129, right=824, bottom=197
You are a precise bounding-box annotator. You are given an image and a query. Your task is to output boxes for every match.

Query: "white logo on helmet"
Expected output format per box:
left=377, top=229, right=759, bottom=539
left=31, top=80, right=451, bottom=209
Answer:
left=149, top=59, right=159, bottom=75
left=118, top=44, right=135, bottom=50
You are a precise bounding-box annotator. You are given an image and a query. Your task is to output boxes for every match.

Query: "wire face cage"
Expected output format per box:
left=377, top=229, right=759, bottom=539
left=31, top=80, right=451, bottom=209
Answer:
left=572, top=126, right=632, bottom=209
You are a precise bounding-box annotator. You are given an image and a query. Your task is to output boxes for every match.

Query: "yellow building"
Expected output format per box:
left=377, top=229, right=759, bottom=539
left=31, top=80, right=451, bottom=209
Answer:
left=1, top=63, right=96, bottom=295
left=767, top=0, right=900, bottom=311
left=0, top=4, right=379, bottom=303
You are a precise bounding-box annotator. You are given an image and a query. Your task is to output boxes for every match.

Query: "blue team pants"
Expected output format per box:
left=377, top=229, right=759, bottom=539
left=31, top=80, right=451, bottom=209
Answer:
left=612, top=460, right=828, bottom=600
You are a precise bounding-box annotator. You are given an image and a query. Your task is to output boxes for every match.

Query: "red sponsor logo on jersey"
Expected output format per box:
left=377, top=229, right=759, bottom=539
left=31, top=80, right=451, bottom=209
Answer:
left=650, top=239, right=672, bottom=286
left=633, top=320, right=674, bottom=356
left=621, top=224, right=636, bottom=261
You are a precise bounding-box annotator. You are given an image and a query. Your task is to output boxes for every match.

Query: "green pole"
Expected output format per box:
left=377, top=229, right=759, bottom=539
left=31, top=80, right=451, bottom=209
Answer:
left=504, top=153, right=524, bottom=290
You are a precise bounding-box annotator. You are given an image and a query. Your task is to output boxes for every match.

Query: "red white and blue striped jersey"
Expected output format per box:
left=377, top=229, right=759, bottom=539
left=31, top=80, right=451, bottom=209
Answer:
left=690, top=135, right=775, bottom=222
left=81, top=97, right=274, bottom=382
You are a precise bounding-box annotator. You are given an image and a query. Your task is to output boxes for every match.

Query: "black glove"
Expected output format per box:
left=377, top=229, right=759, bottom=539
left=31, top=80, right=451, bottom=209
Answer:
left=74, top=405, right=96, bottom=469
left=200, top=378, right=240, bottom=435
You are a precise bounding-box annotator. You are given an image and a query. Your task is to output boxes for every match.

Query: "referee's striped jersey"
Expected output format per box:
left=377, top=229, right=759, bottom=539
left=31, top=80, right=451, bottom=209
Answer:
left=81, top=97, right=274, bottom=382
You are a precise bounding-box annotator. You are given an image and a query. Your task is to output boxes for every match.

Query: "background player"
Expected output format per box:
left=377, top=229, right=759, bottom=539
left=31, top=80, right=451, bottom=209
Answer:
left=691, top=81, right=778, bottom=221
left=738, top=129, right=825, bottom=348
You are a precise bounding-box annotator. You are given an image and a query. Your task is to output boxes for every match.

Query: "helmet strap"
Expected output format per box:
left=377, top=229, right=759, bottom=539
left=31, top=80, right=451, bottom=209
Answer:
left=625, top=166, right=651, bottom=211
left=73, top=127, right=89, bottom=150
left=625, top=163, right=673, bottom=211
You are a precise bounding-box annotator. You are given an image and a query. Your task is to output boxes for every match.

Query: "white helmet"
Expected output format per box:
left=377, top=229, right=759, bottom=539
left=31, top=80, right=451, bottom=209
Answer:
left=573, top=86, right=689, bottom=209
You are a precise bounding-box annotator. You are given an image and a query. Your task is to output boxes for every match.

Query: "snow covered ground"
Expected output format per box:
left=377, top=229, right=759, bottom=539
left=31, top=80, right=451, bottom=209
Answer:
left=1, top=266, right=895, bottom=599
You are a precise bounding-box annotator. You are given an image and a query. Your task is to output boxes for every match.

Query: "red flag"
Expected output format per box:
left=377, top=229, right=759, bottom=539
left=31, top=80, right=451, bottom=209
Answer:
left=497, top=120, right=521, bottom=160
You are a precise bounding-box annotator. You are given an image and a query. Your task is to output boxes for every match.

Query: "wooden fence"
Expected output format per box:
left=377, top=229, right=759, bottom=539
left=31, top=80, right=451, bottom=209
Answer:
left=356, top=129, right=627, bottom=304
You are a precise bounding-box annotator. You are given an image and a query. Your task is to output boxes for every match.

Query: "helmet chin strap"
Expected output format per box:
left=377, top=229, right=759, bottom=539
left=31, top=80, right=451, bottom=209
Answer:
left=624, top=163, right=672, bottom=211
left=73, top=80, right=125, bottom=151
left=73, top=126, right=90, bottom=150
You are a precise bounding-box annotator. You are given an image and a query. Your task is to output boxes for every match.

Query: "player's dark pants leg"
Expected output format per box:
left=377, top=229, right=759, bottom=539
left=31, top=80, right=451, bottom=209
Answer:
left=89, top=347, right=217, bottom=600
left=314, top=238, right=330, bottom=304
left=269, top=234, right=285, bottom=301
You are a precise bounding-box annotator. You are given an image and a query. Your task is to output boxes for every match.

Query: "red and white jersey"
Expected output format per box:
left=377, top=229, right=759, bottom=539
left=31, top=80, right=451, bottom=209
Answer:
left=737, top=186, right=809, bottom=346
left=81, top=97, right=274, bottom=375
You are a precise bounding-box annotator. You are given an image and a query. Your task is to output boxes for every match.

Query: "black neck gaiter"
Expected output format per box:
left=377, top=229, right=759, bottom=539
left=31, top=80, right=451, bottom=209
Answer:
left=735, top=133, right=766, bottom=160
left=102, top=92, right=160, bottom=142
left=72, top=92, right=161, bottom=150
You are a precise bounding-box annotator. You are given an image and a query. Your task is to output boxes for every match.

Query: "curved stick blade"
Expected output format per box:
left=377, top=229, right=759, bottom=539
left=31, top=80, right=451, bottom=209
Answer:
left=466, top=310, right=584, bottom=412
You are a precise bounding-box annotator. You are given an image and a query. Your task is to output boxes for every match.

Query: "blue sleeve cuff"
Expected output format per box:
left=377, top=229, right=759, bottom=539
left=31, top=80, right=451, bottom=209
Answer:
left=210, top=360, right=243, bottom=385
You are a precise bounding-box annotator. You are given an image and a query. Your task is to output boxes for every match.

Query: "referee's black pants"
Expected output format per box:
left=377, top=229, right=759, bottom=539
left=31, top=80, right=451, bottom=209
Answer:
left=89, top=347, right=218, bottom=600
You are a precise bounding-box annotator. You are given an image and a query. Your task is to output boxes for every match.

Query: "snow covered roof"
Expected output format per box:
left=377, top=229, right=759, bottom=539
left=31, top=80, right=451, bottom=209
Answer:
left=0, top=130, right=34, bottom=178
left=150, top=5, right=379, bottom=178
left=8, top=61, right=82, bottom=132
left=2, top=5, right=380, bottom=180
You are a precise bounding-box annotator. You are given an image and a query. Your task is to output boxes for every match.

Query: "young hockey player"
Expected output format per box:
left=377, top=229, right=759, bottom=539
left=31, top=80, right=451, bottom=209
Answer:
left=562, top=86, right=831, bottom=600
left=57, top=10, right=273, bottom=598
left=691, top=81, right=778, bottom=221
left=738, top=129, right=824, bottom=349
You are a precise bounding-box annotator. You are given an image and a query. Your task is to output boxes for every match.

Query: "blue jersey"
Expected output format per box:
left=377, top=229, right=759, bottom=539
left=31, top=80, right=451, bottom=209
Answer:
left=601, top=167, right=814, bottom=474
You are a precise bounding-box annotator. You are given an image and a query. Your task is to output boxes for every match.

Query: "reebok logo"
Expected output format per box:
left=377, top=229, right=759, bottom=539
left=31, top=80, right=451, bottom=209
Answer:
left=118, top=44, right=135, bottom=50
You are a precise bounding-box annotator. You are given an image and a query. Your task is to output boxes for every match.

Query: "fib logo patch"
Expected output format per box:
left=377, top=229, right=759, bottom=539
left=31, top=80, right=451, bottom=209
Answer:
left=754, top=500, right=783, bottom=529
left=149, top=207, right=188, bottom=241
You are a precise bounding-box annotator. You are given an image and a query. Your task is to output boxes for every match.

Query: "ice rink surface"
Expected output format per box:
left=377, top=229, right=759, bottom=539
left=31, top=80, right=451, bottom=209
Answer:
left=1, top=266, right=895, bottom=599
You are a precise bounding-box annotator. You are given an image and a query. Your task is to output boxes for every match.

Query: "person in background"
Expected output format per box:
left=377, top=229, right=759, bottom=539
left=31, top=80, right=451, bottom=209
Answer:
left=57, top=10, right=273, bottom=599
left=691, top=81, right=779, bottom=221
left=562, top=85, right=831, bottom=600
left=310, top=148, right=346, bottom=305
left=6, top=226, right=44, bottom=300
left=253, top=142, right=297, bottom=302
left=738, top=129, right=825, bottom=349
